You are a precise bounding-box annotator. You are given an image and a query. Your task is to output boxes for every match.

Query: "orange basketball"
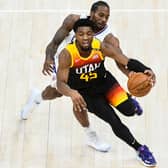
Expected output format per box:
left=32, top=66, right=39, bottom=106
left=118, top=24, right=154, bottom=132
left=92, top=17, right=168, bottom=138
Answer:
left=127, top=72, right=152, bottom=97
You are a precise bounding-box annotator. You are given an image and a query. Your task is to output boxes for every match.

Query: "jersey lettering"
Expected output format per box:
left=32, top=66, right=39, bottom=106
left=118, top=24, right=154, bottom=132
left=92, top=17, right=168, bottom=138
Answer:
left=75, top=63, right=101, bottom=74
left=80, top=72, right=98, bottom=82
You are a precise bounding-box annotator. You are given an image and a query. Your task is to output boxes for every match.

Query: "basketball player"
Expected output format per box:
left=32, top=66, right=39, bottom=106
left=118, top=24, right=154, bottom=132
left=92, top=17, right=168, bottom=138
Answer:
left=56, top=18, right=157, bottom=167
left=20, top=1, right=119, bottom=152
left=20, top=1, right=149, bottom=152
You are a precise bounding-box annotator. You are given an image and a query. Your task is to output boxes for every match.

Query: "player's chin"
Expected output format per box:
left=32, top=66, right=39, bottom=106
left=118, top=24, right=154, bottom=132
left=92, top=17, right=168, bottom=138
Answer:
left=97, top=23, right=105, bottom=29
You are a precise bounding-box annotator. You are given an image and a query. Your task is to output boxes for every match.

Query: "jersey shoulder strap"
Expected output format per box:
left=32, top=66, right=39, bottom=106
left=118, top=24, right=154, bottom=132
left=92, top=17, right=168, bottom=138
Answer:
left=92, top=38, right=101, bottom=50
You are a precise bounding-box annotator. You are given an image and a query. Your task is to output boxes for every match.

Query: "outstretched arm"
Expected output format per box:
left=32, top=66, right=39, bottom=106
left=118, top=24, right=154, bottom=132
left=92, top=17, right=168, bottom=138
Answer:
left=42, top=14, right=80, bottom=76
left=115, top=61, right=131, bottom=77
left=101, top=34, right=156, bottom=85
left=57, top=49, right=87, bottom=112
left=103, top=33, right=131, bottom=77
left=101, top=34, right=129, bottom=66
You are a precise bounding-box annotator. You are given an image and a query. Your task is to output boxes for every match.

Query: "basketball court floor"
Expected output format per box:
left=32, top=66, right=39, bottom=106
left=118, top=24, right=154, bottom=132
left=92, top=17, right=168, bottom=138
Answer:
left=0, top=0, right=168, bottom=168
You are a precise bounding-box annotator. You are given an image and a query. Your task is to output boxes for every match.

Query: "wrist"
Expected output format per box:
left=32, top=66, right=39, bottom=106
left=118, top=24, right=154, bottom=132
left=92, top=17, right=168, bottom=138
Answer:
left=69, top=89, right=78, bottom=97
left=46, top=55, right=54, bottom=61
left=127, top=59, right=151, bottom=73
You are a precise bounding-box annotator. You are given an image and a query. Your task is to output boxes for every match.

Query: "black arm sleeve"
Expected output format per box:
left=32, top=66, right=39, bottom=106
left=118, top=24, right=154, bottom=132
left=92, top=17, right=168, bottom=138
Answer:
left=127, top=59, right=151, bottom=72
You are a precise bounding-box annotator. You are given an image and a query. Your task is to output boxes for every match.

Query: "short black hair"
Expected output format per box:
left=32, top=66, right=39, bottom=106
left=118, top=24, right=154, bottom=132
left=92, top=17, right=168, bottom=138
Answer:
left=91, top=1, right=110, bottom=12
left=73, top=18, right=96, bottom=32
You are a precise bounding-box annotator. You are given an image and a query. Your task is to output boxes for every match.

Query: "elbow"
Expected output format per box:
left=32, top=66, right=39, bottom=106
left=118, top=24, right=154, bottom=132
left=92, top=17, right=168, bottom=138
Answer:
left=46, top=41, right=58, bottom=54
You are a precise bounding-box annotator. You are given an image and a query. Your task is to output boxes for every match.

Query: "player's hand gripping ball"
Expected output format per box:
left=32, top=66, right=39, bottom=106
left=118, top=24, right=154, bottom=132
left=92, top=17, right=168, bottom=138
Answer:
left=127, top=72, right=153, bottom=97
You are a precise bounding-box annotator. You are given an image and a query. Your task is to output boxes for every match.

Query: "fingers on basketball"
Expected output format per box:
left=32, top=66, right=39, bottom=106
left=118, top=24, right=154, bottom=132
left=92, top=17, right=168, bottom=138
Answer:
left=127, top=72, right=152, bottom=97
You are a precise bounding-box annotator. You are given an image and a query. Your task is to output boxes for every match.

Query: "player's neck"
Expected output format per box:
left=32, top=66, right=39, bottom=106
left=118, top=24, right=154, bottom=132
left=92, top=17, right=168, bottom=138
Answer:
left=76, top=43, right=92, bottom=58
left=78, top=47, right=92, bottom=58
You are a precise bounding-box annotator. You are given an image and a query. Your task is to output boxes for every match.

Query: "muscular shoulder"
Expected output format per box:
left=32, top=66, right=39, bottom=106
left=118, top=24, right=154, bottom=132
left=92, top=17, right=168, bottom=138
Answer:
left=62, top=14, right=80, bottom=31
left=58, top=49, right=72, bottom=68
left=102, top=33, right=120, bottom=48
left=103, top=33, right=115, bottom=43
left=101, top=34, right=118, bottom=57
left=101, top=34, right=113, bottom=49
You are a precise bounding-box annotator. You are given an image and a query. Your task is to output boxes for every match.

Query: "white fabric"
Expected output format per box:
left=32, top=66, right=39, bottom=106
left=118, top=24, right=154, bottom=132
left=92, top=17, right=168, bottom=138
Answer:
left=94, top=25, right=111, bottom=41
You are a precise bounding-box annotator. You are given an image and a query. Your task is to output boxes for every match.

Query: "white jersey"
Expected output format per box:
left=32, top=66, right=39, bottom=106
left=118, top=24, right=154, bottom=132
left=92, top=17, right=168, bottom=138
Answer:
left=94, top=25, right=111, bottom=41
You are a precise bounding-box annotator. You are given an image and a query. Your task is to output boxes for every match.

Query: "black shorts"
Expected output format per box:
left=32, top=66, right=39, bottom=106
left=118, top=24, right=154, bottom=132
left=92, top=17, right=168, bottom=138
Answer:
left=79, top=71, right=129, bottom=107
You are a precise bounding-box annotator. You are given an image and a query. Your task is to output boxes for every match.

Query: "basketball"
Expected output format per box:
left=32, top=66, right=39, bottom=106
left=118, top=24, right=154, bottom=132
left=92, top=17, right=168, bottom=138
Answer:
left=127, top=72, right=152, bottom=97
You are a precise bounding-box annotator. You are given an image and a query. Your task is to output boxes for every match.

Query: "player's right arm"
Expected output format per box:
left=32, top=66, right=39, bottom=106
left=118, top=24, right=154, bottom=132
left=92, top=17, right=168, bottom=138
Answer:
left=101, top=34, right=156, bottom=85
left=57, top=49, right=87, bottom=112
left=42, top=14, right=80, bottom=76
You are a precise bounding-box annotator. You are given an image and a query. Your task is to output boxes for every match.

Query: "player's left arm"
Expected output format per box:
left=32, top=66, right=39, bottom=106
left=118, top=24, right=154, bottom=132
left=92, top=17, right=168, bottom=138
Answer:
left=101, top=34, right=129, bottom=65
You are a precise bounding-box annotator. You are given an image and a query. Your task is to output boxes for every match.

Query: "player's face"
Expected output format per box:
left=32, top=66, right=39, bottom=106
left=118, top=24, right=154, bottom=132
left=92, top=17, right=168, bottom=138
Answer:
left=75, top=26, right=94, bottom=51
left=90, top=6, right=109, bottom=31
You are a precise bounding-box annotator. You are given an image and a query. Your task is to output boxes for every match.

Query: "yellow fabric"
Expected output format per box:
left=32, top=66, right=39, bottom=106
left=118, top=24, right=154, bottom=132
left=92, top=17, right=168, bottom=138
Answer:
left=66, top=38, right=103, bottom=67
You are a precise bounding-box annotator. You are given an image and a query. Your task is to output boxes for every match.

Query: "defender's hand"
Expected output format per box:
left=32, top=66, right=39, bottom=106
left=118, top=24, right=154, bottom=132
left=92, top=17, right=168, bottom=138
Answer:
left=42, top=58, right=55, bottom=76
left=144, top=69, right=156, bottom=86
left=129, top=70, right=156, bottom=87
left=128, top=71, right=136, bottom=78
